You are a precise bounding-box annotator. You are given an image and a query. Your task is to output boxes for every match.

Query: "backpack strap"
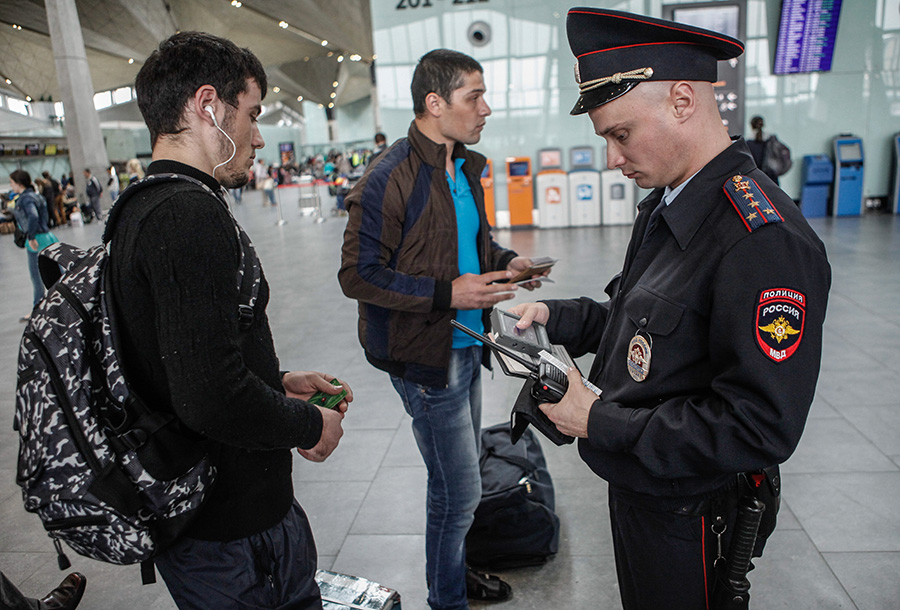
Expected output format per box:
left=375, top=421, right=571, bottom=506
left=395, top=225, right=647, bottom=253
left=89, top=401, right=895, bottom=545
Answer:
left=104, top=173, right=260, bottom=328
left=37, top=242, right=89, bottom=289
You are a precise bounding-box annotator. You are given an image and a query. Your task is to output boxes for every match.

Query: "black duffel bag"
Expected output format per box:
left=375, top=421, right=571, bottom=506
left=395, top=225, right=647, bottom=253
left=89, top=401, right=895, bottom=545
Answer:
left=466, top=423, right=560, bottom=570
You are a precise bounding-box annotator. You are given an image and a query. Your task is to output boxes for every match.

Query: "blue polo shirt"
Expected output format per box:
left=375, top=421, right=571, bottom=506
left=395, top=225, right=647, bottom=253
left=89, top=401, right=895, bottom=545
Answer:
left=448, top=157, right=483, bottom=348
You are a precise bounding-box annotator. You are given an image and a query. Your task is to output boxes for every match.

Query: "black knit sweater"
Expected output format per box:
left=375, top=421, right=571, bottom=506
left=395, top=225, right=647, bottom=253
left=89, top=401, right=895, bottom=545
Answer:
left=107, top=160, right=323, bottom=541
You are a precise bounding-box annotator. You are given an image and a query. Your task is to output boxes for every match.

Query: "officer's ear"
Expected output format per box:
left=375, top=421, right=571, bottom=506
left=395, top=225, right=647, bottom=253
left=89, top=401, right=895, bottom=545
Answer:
left=670, top=81, right=696, bottom=123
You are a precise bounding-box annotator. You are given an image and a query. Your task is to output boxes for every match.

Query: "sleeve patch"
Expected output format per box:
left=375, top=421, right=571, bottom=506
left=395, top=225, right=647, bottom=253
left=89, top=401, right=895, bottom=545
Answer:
left=723, top=175, right=784, bottom=232
left=756, top=288, right=805, bottom=362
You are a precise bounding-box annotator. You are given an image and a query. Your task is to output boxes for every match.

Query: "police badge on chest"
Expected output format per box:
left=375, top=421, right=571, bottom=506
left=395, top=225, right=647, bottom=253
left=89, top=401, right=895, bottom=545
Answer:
left=627, top=331, right=652, bottom=382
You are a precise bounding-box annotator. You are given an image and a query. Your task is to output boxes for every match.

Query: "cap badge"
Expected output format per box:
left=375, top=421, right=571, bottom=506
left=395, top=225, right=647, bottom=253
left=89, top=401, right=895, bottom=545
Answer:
left=579, top=67, right=654, bottom=93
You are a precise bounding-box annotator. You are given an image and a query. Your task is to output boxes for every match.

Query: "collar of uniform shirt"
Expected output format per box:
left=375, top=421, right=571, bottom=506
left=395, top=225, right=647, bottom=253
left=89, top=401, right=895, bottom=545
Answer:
left=662, top=169, right=702, bottom=206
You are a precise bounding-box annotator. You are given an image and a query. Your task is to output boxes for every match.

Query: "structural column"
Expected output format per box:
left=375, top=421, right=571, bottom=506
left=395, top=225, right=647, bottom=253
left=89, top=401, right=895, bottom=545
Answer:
left=45, top=0, right=112, bottom=214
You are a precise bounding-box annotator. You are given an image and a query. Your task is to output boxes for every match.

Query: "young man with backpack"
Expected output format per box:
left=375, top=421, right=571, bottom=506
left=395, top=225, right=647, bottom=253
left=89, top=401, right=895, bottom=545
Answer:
left=108, top=32, right=351, bottom=609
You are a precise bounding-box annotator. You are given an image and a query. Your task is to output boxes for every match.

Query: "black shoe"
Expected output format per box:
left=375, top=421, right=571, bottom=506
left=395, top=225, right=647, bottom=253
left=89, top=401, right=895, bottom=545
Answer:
left=466, top=567, right=511, bottom=602
left=40, top=572, right=86, bottom=610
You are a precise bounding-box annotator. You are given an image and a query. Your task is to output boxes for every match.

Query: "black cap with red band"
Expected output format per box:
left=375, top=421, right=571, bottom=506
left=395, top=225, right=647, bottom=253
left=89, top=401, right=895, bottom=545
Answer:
left=567, top=7, right=745, bottom=115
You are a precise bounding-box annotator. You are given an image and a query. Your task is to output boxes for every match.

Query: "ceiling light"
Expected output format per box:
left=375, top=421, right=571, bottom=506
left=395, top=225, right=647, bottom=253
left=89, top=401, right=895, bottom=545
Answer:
left=328, top=102, right=334, bottom=108
left=25, top=96, right=32, bottom=101
left=5, top=78, right=11, bottom=84
left=330, top=92, right=336, bottom=99
left=272, top=86, right=281, bottom=93
left=372, top=54, right=378, bottom=60
left=350, top=54, right=361, bottom=62
left=332, top=81, right=339, bottom=88
left=327, top=51, right=333, bottom=57
left=279, top=21, right=289, bottom=29
left=230, top=0, right=242, bottom=6
left=304, top=56, right=310, bottom=62
left=13, top=24, right=23, bottom=30
left=128, top=58, right=134, bottom=64
left=317, top=103, right=323, bottom=108
left=321, top=40, right=328, bottom=46
left=297, top=96, right=303, bottom=102
left=337, top=55, right=344, bottom=62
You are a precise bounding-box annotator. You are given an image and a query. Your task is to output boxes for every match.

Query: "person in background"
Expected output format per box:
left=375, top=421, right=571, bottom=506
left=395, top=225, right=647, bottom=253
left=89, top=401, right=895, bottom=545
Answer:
left=0, top=571, right=86, bottom=610
left=126, top=158, right=145, bottom=185
left=369, top=132, right=388, bottom=163
left=262, top=164, right=277, bottom=206
left=35, top=177, right=60, bottom=228
left=511, top=9, right=830, bottom=610
left=83, top=168, right=103, bottom=221
left=747, top=115, right=791, bottom=185
left=41, top=171, right=65, bottom=226
left=10, top=169, right=59, bottom=319
left=107, top=165, right=120, bottom=202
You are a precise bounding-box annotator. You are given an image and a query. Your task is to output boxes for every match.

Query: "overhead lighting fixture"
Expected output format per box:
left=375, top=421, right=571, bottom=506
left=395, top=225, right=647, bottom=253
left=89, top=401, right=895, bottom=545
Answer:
left=5, top=78, right=11, bottom=84
left=25, top=96, right=32, bottom=101
left=231, top=0, right=242, bottom=6
left=297, top=95, right=303, bottom=102
left=272, top=86, right=281, bottom=93
left=350, top=54, right=361, bottom=62
left=317, top=103, right=323, bottom=109
left=326, top=51, right=334, bottom=57
left=13, top=24, right=23, bottom=30
left=328, top=102, right=334, bottom=108
left=330, top=92, right=336, bottom=99
left=337, top=55, right=344, bottom=63
left=279, top=21, right=289, bottom=29
left=321, top=40, right=328, bottom=46
left=304, top=56, right=310, bottom=62
left=332, top=81, right=339, bottom=88
left=372, top=54, right=378, bottom=60
left=128, top=58, right=134, bottom=64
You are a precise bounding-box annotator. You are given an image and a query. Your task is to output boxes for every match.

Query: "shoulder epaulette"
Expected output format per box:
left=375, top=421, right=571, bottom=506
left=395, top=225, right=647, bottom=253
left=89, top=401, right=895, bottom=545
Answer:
left=722, top=174, right=783, bottom=232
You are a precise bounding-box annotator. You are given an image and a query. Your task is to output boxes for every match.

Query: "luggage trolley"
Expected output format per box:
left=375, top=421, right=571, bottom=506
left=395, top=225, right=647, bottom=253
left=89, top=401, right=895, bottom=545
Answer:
left=292, top=175, right=325, bottom=223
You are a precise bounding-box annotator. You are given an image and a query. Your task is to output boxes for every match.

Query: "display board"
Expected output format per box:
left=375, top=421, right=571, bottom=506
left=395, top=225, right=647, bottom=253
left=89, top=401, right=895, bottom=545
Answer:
left=773, top=0, right=843, bottom=75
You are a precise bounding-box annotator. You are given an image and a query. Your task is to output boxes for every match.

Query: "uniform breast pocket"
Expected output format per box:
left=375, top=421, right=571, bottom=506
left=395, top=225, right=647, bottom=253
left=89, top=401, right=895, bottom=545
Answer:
left=624, top=285, right=685, bottom=337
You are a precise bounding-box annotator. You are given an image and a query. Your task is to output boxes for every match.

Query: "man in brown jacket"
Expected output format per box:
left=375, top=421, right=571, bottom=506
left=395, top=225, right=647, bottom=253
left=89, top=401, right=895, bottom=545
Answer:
left=340, top=49, right=545, bottom=610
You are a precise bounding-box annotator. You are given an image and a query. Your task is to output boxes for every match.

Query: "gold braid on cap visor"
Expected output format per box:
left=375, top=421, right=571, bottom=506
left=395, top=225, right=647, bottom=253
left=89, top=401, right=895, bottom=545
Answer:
left=575, top=65, right=654, bottom=93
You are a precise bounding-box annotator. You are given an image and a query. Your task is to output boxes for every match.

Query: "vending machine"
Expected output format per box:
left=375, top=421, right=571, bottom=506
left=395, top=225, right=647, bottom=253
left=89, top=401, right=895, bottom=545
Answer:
left=601, top=170, right=635, bottom=225
left=505, top=157, right=534, bottom=227
left=568, top=146, right=601, bottom=226
left=535, top=148, right=569, bottom=228
left=832, top=134, right=865, bottom=217
left=481, top=159, right=496, bottom=226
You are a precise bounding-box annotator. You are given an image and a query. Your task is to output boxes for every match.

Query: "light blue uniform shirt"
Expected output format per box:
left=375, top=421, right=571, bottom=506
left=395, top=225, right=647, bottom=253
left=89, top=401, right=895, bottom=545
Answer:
left=448, top=157, right=483, bottom=348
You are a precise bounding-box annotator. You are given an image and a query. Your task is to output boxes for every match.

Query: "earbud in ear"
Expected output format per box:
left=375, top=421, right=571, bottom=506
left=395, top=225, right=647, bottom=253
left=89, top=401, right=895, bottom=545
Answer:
left=204, top=105, right=218, bottom=126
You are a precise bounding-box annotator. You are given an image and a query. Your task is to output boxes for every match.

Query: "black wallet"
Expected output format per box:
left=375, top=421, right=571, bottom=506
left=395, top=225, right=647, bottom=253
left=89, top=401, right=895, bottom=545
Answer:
left=510, top=377, right=575, bottom=446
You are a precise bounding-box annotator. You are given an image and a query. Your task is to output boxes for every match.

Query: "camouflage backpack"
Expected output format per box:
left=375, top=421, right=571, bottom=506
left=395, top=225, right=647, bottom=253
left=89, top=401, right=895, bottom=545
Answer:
left=14, top=174, right=259, bottom=583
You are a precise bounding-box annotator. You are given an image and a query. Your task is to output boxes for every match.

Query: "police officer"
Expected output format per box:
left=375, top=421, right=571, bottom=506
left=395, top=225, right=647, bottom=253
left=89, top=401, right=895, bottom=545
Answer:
left=511, top=8, right=831, bottom=610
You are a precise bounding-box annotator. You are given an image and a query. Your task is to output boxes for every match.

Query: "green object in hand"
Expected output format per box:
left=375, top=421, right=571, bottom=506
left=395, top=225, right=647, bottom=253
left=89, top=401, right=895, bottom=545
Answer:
left=307, top=379, right=348, bottom=410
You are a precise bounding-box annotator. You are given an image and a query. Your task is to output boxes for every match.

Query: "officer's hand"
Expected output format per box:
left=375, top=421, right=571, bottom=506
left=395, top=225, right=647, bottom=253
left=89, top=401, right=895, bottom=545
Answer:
left=297, top=407, right=345, bottom=462
left=508, top=302, right=550, bottom=329
left=538, top=367, right=593, bottom=438
left=284, top=371, right=353, bottom=413
left=507, top=256, right=551, bottom=291
left=451, top=270, right=517, bottom=310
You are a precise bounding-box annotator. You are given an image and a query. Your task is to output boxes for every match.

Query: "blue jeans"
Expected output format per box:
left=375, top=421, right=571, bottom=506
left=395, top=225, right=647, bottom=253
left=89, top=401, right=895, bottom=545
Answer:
left=27, top=248, right=43, bottom=306
left=390, top=346, right=483, bottom=610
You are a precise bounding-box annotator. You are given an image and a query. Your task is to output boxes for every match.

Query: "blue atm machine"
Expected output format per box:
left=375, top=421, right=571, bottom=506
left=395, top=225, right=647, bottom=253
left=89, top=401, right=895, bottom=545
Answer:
left=892, top=132, right=900, bottom=214
left=832, top=135, right=864, bottom=216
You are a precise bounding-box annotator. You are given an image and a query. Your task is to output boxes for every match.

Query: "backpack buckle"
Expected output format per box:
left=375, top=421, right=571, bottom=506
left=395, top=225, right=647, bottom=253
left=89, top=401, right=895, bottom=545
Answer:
left=238, top=304, right=254, bottom=329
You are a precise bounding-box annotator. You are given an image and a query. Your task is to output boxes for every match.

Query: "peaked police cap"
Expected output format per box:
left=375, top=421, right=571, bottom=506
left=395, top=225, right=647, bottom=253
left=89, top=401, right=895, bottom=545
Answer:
left=567, top=8, right=744, bottom=115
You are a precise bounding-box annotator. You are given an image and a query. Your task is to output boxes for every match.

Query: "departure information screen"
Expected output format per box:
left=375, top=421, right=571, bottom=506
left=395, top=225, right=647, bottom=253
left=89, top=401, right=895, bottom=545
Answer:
left=773, top=0, right=843, bottom=75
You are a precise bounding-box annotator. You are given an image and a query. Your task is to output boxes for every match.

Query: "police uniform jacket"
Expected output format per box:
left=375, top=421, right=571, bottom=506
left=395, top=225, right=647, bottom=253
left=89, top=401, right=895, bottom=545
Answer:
left=543, top=139, right=831, bottom=502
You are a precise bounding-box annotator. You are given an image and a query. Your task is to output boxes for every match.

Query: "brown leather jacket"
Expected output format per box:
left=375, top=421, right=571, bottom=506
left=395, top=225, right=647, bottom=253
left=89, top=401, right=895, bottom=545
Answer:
left=339, top=121, right=516, bottom=387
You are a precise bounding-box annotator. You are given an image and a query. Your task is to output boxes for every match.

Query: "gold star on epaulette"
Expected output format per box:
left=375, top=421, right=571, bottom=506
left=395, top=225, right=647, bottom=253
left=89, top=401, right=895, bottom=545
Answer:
left=747, top=212, right=758, bottom=221
left=748, top=200, right=760, bottom=208
left=764, top=208, right=778, bottom=216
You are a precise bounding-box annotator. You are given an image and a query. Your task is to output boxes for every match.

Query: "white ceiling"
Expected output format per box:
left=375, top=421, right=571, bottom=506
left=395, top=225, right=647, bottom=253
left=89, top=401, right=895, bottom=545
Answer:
left=0, top=0, right=374, bottom=115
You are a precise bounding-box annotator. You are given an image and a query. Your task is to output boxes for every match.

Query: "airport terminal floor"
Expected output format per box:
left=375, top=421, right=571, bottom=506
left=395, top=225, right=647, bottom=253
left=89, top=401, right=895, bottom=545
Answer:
left=1, top=188, right=899, bottom=610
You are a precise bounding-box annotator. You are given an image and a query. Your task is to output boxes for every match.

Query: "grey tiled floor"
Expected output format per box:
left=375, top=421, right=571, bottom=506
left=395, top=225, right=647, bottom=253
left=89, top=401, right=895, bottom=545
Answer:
left=1, top=189, right=899, bottom=609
